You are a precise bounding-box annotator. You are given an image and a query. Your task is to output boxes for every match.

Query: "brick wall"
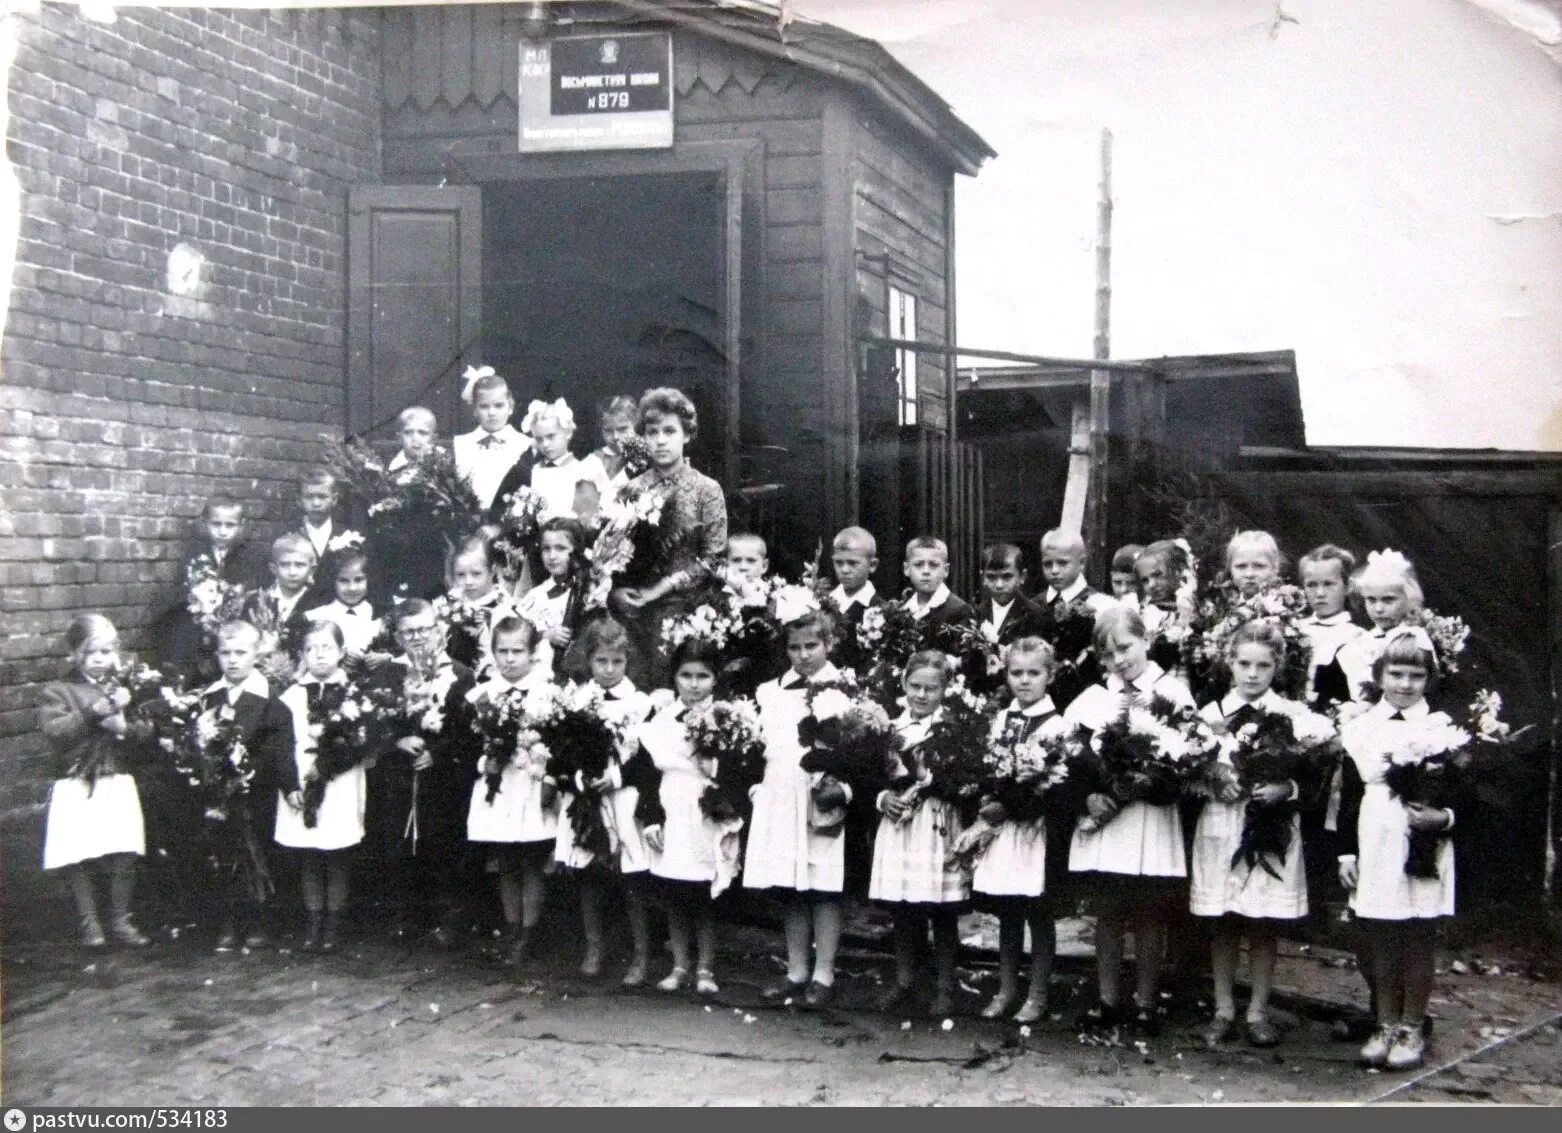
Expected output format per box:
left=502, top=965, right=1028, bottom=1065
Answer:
left=0, top=4, right=382, bottom=828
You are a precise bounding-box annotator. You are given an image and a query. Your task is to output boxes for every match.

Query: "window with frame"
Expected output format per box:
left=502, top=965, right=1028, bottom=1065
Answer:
left=888, top=285, right=918, bottom=426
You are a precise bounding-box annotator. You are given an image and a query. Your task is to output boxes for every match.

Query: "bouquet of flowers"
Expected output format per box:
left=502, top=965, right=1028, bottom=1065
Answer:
left=239, top=591, right=308, bottom=687
left=328, top=437, right=482, bottom=554
left=300, top=680, right=400, bottom=827
left=583, top=479, right=672, bottom=609
left=433, top=591, right=495, bottom=659
left=1214, top=703, right=1337, bottom=879
left=953, top=714, right=1083, bottom=868
left=796, top=680, right=897, bottom=828
left=1044, top=599, right=1100, bottom=699
left=854, top=602, right=923, bottom=708
left=616, top=435, right=653, bottom=480
left=660, top=601, right=745, bottom=655
left=470, top=682, right=553, bottom=805
left=1401, top=608, right=1472, bottom=679
left=1381, top=714, right=1473, bottom=879
left=686, top=698, right=767, bottom=824
left=925, top=617, right=1001, bottom=695
left=184, top=556, right=246, bottom=641
left=491, top=486, right=545, bottom=584
left=533, top=685, right=623, bottom=865
left=911, top=682, right=995, bottom=813
left=1081, top=694, right=1220, bottom=829
left=399, top=657, right=465, bottom=739
left=1189, top=580, right=1314, bottom=700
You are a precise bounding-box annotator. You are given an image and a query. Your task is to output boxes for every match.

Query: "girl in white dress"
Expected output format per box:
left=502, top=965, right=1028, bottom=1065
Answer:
left=1337, top=550, right=1423, bottom=704
left=1338, top=628, right=1464, bottom=1072
left=37, top=614, right=149, bottom=948
left=452, top=366, right=528, bottom=513
left=553, top=618, right=653, bottom=985
left=629, top=637, right=727, bottom=995
left=576, top=394, right=640, bottom=507
left=522, top=399, right=611, bottom=520
left=465, top=615, right=558, bottom=967
left=1064, top=604, right=1196, bottom=1033
left=743, top=611, right=853, bottom=1006
left=305, top=546, right=383, bottom=656
left=433, top=535, right=508, bottom=675
left=871, top=651, right=971, bottom=1019
left=1193, top=621, right=1333, bottom=1048
left=276, top=620, right=367, bottom=953
left=971, top=638, right=1073, bottom=1024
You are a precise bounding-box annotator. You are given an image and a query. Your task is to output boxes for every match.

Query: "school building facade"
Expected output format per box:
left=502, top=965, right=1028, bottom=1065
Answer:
left=0, top=0, right=991, bottom=890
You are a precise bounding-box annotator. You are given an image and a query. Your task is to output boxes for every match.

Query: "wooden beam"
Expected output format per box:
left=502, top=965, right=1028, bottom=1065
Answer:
left=1548, top=506, right=1562, bottom=904
left=1083, top=128, right=1113, bottom=577
left=1059, top=398, right=1091, bottom=536
left=867, top=336, right=1151, bottom=373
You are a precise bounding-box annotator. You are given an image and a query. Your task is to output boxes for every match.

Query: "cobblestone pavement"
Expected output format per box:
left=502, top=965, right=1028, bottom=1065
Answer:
left=4, top=917, right=1561, bottom=1106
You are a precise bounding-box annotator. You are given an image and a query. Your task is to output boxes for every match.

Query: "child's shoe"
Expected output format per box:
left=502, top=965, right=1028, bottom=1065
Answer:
left=695, top=969, right=719, bottom=996
left=214, top=920, right=239, bottom=953
left=300, top=914, right=324, bottom=953
left=1245, top=1015, right=1280, bottom=1048
left=1385, top=1025, right=1426, bottom=1071
left=580, top=941, right=604, bottom=978
left=109, top=915, right=150, bottom=948
left=319, top=913, right=342, bottom=955
left=621, top=959, right=647, bottom=989
left=79, top=912, right=107, bottom=950
left=1359, top=1024, right=1394, bottom=1067
left=1201, top=1014, right=1237, bottom=1049
left=980, top=990, right=1019, bottom=1020
left=657, top=967, right=689, bottom=992
left=1013, top=994, right=1048, bottom=1026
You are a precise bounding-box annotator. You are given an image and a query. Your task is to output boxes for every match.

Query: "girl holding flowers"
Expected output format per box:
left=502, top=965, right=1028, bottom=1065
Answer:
left=275, top=621, right=380, bottom=953
left=1337, top=626, right=1471, bottom=1071
left=960, top=637, right=1083, bottom=1023
left=1192, top=620, right=1338, bottom=1048
left=37, top=613, right=152, bottom=949
left=1064, top=604, right=1205, bottom=1033
left=434, top=535, right=508, bottom=674
left=871, top=650, right=986, bottom=1019
left=464, top=615, right=558, bottom=968
left=629, top=637, right=731, bottom=994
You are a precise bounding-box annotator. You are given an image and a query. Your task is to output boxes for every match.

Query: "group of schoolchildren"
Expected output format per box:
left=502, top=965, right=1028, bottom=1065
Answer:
left=37, top=374, right=1487, bottom=1074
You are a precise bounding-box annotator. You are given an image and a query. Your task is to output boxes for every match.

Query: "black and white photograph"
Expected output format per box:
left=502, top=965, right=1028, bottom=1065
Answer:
left=1, top=0, right=1560, bottom=1107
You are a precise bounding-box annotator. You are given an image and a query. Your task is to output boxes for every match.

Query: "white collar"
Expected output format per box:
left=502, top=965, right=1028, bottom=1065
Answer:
left=907, top=583, right=951, bottom=616
left=534, top=452, right=577, bottom=469
left=830, top=581, right=876, bottom=610
left=388, top=451, right=410, bottom=471
left=1304, top=610, right=1352, bottom=626
left=300, top=670, right=348, bottom=688
left=598, top=677, right=638, bottom=698
left=303, top=516, right=332, bottom=531
left=1218, top=688, right=1285, bottom=716
left=205, top=670, right=270, bottom=700
left=1010, top=695, right=1057, bottom=718
left=988, top=596, right=1015, bottom=614
left=271, top=585, right=305, bottom=607
left=785, top=661, right=840, bottom=687
left=1372, top=697, right=1431, bottom=721
left=1045, top=577, right=1089, bottom=604
left=468, top=424, right=520, bottom=444
left=895, top=708, right=941, bottom=731
left=1106, top=662, right=1164, bottom=694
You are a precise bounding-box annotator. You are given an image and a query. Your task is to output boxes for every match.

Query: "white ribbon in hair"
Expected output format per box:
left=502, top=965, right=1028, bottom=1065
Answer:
left=521, top=398, right=574, bottom=436
left=1385, top=624, right=1437, bottom=657
left=772, top=582, right=821, bottom=626
left=1366, top=548, right=1414, bottom=575
left=459, top=365, right=496, bottom=405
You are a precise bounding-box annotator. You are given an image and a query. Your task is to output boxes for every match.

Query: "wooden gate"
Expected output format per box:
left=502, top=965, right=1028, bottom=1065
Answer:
left=899, top=427, right=984, bottom=596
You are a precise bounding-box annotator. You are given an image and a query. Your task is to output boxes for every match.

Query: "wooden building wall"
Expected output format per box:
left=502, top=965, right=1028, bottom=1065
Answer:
left=374, top=6, right=866, bottom=551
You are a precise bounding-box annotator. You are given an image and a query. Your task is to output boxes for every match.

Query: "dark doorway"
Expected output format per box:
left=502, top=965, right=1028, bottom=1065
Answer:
left=482, top=172, right=726, bottom=471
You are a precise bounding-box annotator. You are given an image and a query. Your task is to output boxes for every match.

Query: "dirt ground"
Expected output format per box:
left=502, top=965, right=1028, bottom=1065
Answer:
left=5, top=910, right=1562, bottom=1107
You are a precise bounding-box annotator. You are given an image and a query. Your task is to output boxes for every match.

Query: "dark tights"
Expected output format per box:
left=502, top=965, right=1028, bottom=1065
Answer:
left=1359, top=919, right=1436, bottom=1028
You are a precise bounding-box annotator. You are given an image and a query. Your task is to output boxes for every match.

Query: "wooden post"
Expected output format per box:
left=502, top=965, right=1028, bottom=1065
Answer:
left=1083, top=128, right=1113, bottom=579
left=1547, top=506, right=1562, bottom=905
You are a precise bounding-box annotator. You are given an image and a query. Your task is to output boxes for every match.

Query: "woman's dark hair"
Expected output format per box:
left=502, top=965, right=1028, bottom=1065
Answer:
left=671, top=635, right=723, bottom=676
left=637, top=387, right=698, bottom=443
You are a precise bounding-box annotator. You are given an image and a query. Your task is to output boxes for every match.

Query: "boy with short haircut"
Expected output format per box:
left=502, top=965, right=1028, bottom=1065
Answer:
left=1036, top=529, right=1111, bottom=708
left=724, top=532, right=772, bottom=608
left=243, top=533, right=318, bottom=660
left=976, top=542, right=1045, bottom=645
left=828, top=526, right=881, bottom=624
left=1109, top=544, right=1144, bottom=601
left=1036, top=529, right=1114, bottom=617
left=201, top=620, right=293, bottom=951
left=901, top=536, right=975, bottom=628
left=293, top=468, right=343, bottom=607
left=185, top=496, right=267, bottom=591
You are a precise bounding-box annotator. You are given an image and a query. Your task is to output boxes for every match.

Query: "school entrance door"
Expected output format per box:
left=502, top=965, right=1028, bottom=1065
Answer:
left=346, top=161, right=742, bottom=482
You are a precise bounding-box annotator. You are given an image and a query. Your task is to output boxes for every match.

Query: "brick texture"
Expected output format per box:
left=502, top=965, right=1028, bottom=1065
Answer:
left=0, top=5, right=382, bottom=816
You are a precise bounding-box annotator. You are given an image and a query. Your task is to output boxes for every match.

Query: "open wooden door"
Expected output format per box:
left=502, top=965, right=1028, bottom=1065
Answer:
left=347, top=185, right=481, bottom=438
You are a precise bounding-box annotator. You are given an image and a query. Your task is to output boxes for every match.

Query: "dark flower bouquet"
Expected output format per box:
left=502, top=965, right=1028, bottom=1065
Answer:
left=953, top=713, right=1083, bottom=869
left=183, top=555, right=246, bottom=642
left=1214, top=703, right=1337, bottom=879
left=854, top=602, right=923, bottom=708
left=533, top=685, right=622, bottom=865
left=300, top=680, right=400, bottom=827
left=911, top=681, right=995, bottom=813
left=616, top=435, right=653, bottom=480
left=685, top=698, right=767, bottom=823
left=1043, top=600, right=1100, bottom=701
left=1188, top=579, right=1313, bottom=700
left=490, top=485, right=545, bottom=585
left=796, top=680, right=898, bottom=828
left=329, top=437, right=482, bottom=557
left=1082, top=694, right=1220, bottom=828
